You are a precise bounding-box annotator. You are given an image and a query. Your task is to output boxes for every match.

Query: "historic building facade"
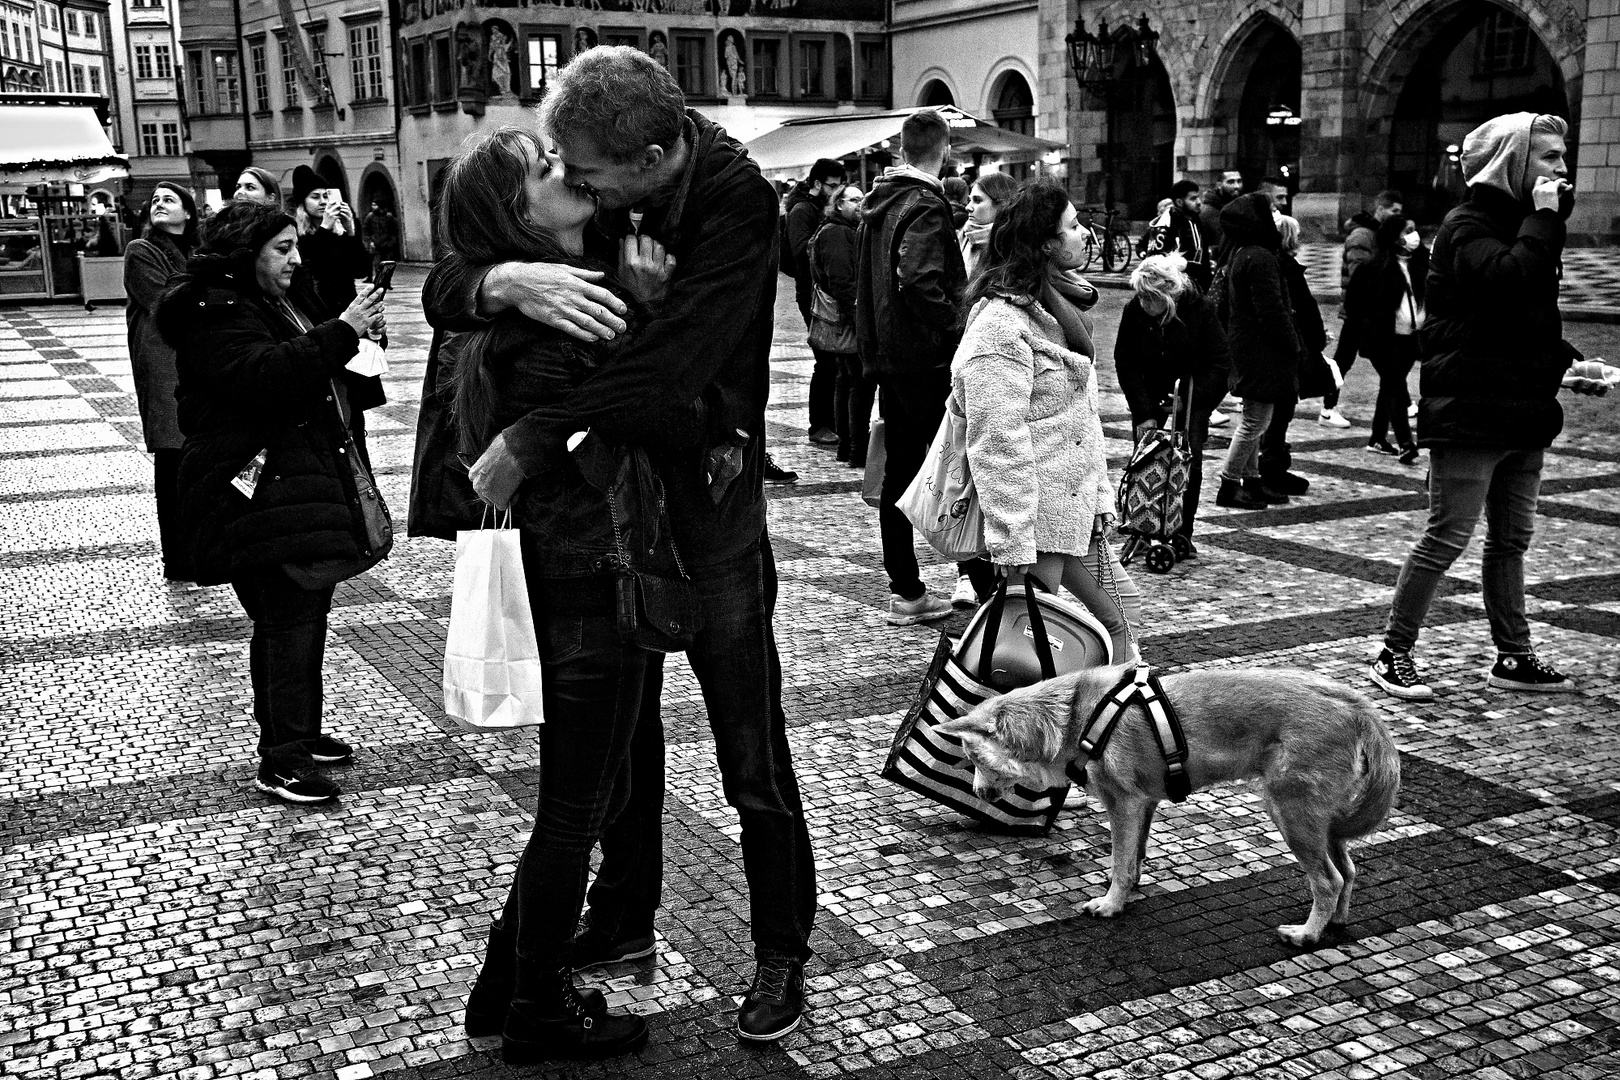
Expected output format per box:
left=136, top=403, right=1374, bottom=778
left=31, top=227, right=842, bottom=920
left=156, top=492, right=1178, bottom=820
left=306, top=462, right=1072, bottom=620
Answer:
left=1033, top=0, right=1620, bottom=241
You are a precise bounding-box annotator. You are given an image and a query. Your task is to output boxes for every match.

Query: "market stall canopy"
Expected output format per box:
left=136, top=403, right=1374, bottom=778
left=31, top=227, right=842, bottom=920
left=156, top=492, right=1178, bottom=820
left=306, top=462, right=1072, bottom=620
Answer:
left=0, top=101, right=128, bottom=188
left=745, top=106, right=1063, bottom=181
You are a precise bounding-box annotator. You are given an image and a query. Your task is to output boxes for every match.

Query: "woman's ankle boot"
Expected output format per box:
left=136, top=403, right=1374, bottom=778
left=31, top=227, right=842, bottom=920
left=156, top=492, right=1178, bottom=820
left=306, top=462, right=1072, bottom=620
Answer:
left=502, top=963, right=649, bottom=1062
left=464, top=920, right=517, bottom=1037
left=1245, top=477, right=1288, bottom=504
left=1216, top=478, right=1265, bottom=510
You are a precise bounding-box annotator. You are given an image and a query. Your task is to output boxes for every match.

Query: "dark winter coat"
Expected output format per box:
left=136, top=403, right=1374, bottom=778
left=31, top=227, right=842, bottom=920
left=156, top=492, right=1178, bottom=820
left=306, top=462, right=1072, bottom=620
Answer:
left=1340, top=212, right=1378, bottom=288
left=1279, top=251, right=1333, bottom=400
left=809, top=215, right=858, bottom=320
left=1197, top=187, right=1237, bottom=251
left=854, top=169, right=967, bottom=377
left=422, top=110, right=778, bottom=569
left=1113, top=290, right=1231, bottom=428
left=783, top=183, right=823, bottom=297
left=1218, top=193, right=1299, bottom=403
left=1335, top=246, right=1429, bottom=365
left=1418, top=185, right=1577, bottom=450
left=157, top=274, right=370, bottom=586
left=124, top=229, right=192, bottom=450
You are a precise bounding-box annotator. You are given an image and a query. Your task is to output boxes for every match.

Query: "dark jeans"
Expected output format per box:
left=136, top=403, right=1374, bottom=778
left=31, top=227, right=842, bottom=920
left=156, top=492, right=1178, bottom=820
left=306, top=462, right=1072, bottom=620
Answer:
left=503, top=568, right=660, bottom=971
left=834, top=352, right=875, bottom=462
left=231, top=572, right=336, bottom=768
left=876, top=368, right=951, bottom=598
left=1384, top=447, right=1542, bottom=655
left=1171, top=377, right=1224, bottom=538
left=807, top=345, right=838, bottom=433
left=1369, top=337, right=1419, bottom=446
left=153, top=447, right=191, bottom=578
left=587, top=534, right=817, bottom=963
left=1261, top=394, right=1298, bottom=478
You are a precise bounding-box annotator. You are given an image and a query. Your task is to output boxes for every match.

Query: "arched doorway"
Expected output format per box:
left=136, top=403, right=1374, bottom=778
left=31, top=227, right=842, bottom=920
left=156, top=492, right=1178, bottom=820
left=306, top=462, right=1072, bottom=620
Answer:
left=991, top=70, right=1035, bottom=179
left=919, top=80, right=953, bottom=107
left=1110, top=54, right=1176, bottom=218
left=313, top=153, right=348, bottom=203
left=1388, top=2, right=1569, bottom=222
left=1204, top=16, right=1302, bottom=193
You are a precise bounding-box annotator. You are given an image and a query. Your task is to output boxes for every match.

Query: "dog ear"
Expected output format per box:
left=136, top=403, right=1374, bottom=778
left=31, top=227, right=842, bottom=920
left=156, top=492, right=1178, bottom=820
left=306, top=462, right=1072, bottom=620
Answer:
left=992, top=698, right=1064, bottom=764
left=938, top=705, right=997, bottom=737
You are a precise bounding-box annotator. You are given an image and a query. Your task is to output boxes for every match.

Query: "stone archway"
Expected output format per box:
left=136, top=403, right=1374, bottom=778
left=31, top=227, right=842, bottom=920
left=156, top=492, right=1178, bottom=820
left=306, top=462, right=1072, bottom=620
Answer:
left=1196, top=11, right=1301, bottom=190
left=358, top=163, right=401, bottom=256
left=918, top=77, right=955, bottom=108
left=312, top=152, right=349, bottom=203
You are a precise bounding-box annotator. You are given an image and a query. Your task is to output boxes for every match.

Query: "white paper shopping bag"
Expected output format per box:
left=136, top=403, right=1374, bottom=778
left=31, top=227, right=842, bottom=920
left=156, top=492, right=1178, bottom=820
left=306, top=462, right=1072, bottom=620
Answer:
left=442, top=523, right=545, bottom=730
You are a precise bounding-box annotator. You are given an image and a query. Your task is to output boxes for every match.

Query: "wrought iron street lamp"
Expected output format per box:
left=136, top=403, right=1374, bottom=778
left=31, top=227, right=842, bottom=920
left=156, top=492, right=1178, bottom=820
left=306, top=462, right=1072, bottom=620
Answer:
left=1065, top=12, right=1160, bottom=209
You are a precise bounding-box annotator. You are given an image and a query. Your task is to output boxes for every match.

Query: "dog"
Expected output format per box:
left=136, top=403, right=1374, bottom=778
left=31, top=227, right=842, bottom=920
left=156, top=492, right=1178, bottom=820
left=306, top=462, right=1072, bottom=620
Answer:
left=939, top=664, right=1401, bottom=946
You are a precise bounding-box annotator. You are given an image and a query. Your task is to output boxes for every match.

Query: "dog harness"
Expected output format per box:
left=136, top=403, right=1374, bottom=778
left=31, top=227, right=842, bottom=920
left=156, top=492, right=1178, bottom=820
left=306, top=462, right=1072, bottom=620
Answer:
left=1064, top=666, right=1193, bottom=803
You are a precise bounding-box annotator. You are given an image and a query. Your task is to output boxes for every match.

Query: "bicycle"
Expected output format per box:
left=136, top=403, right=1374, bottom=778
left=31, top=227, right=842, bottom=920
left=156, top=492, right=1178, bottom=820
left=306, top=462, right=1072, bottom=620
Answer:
left=1077, top=204, right=1135, bottom=273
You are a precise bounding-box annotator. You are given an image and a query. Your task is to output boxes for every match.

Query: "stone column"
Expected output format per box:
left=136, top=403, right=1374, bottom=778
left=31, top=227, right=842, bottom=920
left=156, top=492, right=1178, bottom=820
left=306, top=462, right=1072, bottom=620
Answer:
left=1037, top=0, right=1083, bottom=192
left=1573, top=0, right=1620, bottom=244
left=1293, top=0, right=1362, bottom=240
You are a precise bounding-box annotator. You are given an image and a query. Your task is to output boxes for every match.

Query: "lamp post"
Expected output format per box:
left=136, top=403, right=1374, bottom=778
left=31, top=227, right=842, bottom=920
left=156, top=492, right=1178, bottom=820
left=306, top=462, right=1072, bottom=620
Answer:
left=1065, top=12, right=1160, bottom=210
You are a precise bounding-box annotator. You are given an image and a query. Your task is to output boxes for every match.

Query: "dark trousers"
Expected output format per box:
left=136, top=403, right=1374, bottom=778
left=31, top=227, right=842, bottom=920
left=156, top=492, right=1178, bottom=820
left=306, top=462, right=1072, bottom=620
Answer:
left=1260, top=393, right=1298, bottom=479
left=876, top=369, right=951, bottom=598
left=1370, top=337, right=1419, bottom=447
left=586, top=533, right=816, bottom=963
left=503, top=565, right=660, bottom=971
left=231, top=572, right=336, bottom=768
left=807, top=345, right=838, bottom=433
left=834, top=352, right=875, bottom=463
left=153, top=447, right=191, bottom=579
left=1172, top=376, right=1224, bottom=538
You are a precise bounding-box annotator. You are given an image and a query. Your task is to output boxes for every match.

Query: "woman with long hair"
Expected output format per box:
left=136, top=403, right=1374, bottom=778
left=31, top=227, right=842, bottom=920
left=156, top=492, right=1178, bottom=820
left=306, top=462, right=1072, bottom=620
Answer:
left=232, top=166, right=281, bottom=205
left=123, top=181, right=200, bottom=580
left=953, top=178, right=1142, bottom=661
left=958, top=171, right=1019, bottom=280
left=155, top=201, right=386, bottom=804
left=807, top=181, right=871, bottom=467
left=443, top=126, right=692, bottom=1064
left=1336, top=213, right=1428, bottom=465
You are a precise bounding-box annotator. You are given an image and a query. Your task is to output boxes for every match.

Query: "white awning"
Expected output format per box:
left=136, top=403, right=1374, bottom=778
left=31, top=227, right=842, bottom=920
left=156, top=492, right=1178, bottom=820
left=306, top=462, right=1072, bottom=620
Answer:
left=745, top=106, right=1063, bottom=181
left=0, top=103, right=128, bottom=186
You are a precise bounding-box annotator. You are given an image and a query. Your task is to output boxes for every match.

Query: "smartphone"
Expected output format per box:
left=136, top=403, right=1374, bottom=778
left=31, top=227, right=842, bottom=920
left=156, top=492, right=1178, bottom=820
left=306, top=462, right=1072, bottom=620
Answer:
left=374, top=260, right=397, bottom=292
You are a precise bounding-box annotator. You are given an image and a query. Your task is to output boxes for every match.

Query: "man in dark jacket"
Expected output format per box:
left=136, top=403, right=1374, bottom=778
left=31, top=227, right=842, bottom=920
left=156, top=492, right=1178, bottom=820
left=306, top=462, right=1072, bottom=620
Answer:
left=420, top=47, right=816, bottom=1048
left=784, top=158, right=846, bottom=444
left=854, top=108, right=972, bottom=624
left=1197, top=169, right=1243, bottom=250
left=1324, top=189, right=1403, bottom=428
left=1141, top=179, right=1209, bottom=291
left=1371, top=112, right=1595, bottom=702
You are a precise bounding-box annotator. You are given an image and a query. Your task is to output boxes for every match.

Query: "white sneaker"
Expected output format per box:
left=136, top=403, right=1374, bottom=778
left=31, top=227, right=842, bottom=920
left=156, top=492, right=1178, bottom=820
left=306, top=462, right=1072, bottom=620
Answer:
left=1318, top=408, right=1351, bottom=428
left=1407, top=403, right=1419, bottom=418
left=1207, top=410, right=1229, bottom=427
left=950, top=575, right=979, bottom=608
left=887, top=591, right=953, bottom=626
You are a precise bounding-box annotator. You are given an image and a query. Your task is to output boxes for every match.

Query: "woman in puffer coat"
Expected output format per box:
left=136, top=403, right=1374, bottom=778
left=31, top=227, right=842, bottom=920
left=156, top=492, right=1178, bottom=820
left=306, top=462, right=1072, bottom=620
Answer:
left=1213, top=192, right=1300, bottom=509
left=156, top=201, right=386, bottom=807
left=953, top=179, right=1141, bottom=662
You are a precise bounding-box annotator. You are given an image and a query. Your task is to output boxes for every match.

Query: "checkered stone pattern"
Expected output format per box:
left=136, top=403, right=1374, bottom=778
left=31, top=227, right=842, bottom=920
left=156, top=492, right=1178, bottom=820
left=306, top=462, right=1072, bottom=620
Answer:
left=3, top=267, right=1619, bottom=1080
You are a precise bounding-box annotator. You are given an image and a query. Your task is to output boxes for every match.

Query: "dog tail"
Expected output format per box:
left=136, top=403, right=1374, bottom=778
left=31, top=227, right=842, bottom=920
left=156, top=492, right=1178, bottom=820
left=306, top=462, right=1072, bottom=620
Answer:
left=1330, top=704, right=1402, bottom=842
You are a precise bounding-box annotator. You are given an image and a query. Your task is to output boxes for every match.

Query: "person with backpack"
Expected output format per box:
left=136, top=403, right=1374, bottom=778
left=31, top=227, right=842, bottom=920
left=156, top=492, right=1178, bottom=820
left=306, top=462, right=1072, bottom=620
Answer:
left=1335, top=214, right=1428, bottom=466
left=783, top=158, right=847, bottom=446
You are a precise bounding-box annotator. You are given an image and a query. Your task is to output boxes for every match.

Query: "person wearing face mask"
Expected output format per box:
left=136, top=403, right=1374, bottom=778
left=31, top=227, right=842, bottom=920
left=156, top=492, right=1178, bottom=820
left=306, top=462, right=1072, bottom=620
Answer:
left=123, top=181, right=201, bottom=580
left=958, top=172, right=1019, bottom=281
left=154, top=201, right=387, bottom=805
left=1369, top=112, right=1597, bottom=702
left=952, top=179, right=1142, bottom=662
left=1335, top=215, right=1427, bottom=465
left=808, top=182, right=873, bottom=468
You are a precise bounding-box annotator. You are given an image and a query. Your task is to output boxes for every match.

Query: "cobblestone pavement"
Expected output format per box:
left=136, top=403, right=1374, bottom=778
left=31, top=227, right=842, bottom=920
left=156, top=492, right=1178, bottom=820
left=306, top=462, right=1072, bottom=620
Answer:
left=3, top=269, right=1620, bottom=1080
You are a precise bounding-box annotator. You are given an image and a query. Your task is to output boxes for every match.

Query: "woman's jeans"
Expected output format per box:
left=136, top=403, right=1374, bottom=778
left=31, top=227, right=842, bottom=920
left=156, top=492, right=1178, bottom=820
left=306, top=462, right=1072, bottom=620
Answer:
left=834, top=352, right=874, bottom=462
left=808, top=345, right=838, bottom=433
left=1369, top=336, right=1419, bottom=446
left=231, top=572, right=336, bottom=768
left=1015, top=539, right=1144, bottom=662
left=1384, top=446, right=1542, bottom=655
left=1220, top=399, right=1275, bottom=483
left=503, top=565, right=661, bottom=972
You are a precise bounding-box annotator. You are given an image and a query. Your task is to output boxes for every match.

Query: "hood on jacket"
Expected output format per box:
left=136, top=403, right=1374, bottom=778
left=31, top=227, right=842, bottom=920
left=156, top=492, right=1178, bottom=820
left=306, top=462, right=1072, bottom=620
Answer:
left=1344, top=211, right=1378, bottom=233
left=783, top=179, right=816, bottom=216
left=862, top=167, right=947, bottom=222
left=1219, top=192, right=1281, bottom=250
left=1462, top=111, right=1565, bottom=203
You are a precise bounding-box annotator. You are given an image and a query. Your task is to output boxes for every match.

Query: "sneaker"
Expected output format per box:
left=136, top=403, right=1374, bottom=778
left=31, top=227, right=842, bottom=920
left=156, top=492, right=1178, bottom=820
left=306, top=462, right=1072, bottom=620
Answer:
left=1366, top=438, right=1399, bottom=456
left=950, top=575, right=979, bottom=608
left=1487, top=652, right=1576, bottom=693
left=255, top=764, right=341, bottom=804
left=807, top=426, right=838, bottom=446
left=1318, top=408, right=1351, bottom=428
left=306, top=734, right=353, bottom=764
left=1207, top=410, right=1229, bottom=427
left=1408, top=402, right=1419, bottom=419
left=1369, top=648, right=1434, bottom=701
left=737, top=958, right=805, bottom=1042
left=763, top=453, right=798, bottom=484
left=571, top=923, right=657, bottom=971
left=887, top=590, right=953, bottom=626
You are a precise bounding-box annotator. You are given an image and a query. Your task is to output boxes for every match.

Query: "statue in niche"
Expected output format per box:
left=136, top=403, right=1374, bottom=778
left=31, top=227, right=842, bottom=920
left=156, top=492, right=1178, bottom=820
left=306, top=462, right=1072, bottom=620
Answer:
left=718, top=29, right=745, bottom=96
left=486, top=20, right=517, bottom=96
left=647, top=30, right=668, bottom=67
left=572, top=26, right=597, bottom=55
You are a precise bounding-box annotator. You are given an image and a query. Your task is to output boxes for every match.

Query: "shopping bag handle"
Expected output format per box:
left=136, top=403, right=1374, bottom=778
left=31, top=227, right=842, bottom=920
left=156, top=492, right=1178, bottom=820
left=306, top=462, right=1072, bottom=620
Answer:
left=476, top=503, right=513, bottom=531
left=974, top=573, right=1060, bottom=685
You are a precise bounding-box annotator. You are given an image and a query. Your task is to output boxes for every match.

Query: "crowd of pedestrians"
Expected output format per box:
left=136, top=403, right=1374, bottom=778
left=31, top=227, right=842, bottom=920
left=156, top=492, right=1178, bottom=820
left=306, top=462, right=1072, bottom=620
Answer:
left=109, top=37, right=1606, bottom=1063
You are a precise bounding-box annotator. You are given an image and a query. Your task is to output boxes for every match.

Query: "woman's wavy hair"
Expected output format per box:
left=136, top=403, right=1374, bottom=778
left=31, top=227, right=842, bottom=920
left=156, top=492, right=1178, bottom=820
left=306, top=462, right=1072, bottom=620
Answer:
left=155, top=201, right=295, bottom=345
left=1129, top=252, right=1190, bottom=326
left=966, top=177, right=1072, bottom=306
left=439, top=126, right=601, bottom=459
left=143, top=181, right=200, bottom=251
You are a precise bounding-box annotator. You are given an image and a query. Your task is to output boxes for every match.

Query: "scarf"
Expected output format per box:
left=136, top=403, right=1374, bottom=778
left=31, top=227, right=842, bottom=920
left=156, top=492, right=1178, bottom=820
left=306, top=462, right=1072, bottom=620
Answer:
left=959, top=219, right=992, bottom=252
left=1039, top=266, right=1097, bottom=358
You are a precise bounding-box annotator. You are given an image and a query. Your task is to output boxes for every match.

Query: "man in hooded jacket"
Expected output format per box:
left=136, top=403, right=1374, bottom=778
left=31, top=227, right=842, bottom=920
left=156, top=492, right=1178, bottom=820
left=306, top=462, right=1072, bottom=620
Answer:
left=1369, top=111, right=1597, bottom=702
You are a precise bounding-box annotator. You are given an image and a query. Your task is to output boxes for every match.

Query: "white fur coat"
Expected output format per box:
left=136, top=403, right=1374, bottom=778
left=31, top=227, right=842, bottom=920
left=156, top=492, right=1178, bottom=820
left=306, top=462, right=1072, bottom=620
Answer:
left=951, top=297, right=1112, bottom=565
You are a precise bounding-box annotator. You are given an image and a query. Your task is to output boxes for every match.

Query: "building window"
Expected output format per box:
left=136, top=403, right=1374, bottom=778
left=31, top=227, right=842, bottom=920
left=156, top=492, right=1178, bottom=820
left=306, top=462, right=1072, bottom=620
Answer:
left=431, top=33, right=451, bottom=102
left=857, top=38, right=885, bottom=100
left=212, top=50, right=240, bottom=113
left=249, top=40, right=268, bottom=111
left=46, top=4, right=56, bottom=31
left=797, top=38, right=824, bottom=98
left=833, top=35, right=851, bottom=100
left=524, top=31, right=559, bottom=96
left=188, top=47, right=204, bottom=108
left=1478, top=9, right=1532, bottom=75
left=134, top=44, right=152, bottom=79
left=70, top=62, right=82, bottom=91
left=161, top=122, right=180, bottom=155
left=64, top=9, right=76, bottom=34
left=993, top=72, right=1034, bottom=137
left=83, top=12, right=96, bottom=39
left=408, top=37, right=427, bottom=104
left=348, top=22, right=382, bottom=101
left=279, top=35, right=299, bottom=107
left=24, top=24, right=34, bottom=62
left=673, top=33, right=706, bottom=97
left=139, top=122, right=158, bottom=155
left=307, top=27, right=329, bottom=101
left=155, top=44, right=172, bottom=79
left=751, top=38, right=780, bottom=97
left=88, top=64, right=100, bottom=94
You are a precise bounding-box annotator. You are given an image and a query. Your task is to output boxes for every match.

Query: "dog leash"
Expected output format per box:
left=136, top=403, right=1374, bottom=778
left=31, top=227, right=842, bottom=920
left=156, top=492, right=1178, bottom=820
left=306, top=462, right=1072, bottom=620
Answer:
left=1064, top=666, right=1193, bottom=803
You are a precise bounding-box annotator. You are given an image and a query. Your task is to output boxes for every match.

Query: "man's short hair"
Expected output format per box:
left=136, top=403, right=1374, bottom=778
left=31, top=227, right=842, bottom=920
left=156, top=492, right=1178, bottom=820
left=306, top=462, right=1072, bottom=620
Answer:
left=808, top=158, right=846, bottom=187
left=541, top=46, right=685, bottom=162
left=901, top=109, right=951, bottom=164
left=1375, top=189, right=1404, bottom=208
left=1221, top=169, right=1243, bottom=181
left=1170, top=179, right=1199, bottom=202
